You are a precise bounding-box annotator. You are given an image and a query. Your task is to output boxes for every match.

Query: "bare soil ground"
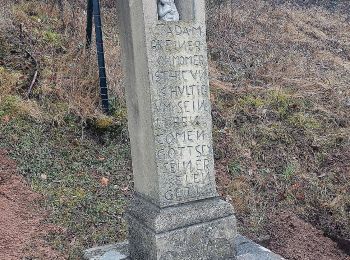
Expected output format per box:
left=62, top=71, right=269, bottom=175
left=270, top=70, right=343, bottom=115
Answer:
left=0, top=149, right=64, bottom=260
left=268, top=211, right=350, bottom=260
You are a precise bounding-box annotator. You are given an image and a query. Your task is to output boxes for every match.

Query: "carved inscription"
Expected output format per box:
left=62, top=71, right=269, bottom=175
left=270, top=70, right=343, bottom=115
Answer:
left=148, top=23, right=217, bottom=206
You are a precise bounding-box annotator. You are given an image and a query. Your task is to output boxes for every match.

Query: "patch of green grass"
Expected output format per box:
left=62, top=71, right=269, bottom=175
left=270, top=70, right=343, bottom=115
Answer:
left=0, top=95, right=23, bottom=117
left=42, top=30, right=62, bottom=46
left=238, top=95, right=266, bottom=108
left=268, top=90, right=301, bottom=118
left=282, top=163, right=296, bottom=181
left=0, top=117, right=131, bottom=259
left=228, top=161, right=243, bottom=176
left=287, top=112, right=321, bottom=130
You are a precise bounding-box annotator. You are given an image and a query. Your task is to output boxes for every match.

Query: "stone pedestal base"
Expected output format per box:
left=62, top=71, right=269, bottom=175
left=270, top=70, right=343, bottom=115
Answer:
left=83, top=236, right=285, bottom=260
left=126, top=195, right=237, bottom=260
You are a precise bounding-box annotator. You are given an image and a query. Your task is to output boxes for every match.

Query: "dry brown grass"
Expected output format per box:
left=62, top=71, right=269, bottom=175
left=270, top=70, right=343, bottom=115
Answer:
left=0, top=67, right=23, bottom=97
left=207, top=0, right=350, bottom=242
left=208, top=0, right=350, bottom=97
left=0, top=0, right=123, bottom=123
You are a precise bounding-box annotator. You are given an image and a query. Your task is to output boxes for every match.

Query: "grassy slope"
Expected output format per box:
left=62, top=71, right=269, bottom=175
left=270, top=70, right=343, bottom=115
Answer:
left=0, top=1, right=130, bottom=258
left=0, top=0, right=349, bottom=258
left=0, top=119, right=131, bottom=258
left=208, top=0, right=350, bottom=240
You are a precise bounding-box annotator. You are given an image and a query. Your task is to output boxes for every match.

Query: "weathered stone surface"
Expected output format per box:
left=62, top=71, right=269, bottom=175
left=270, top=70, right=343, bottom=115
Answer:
left=116, top=0, right=238, bottom=258
left=128, top=195, right=234, bottom=233
left=126, top=195, right=237, bottom=259
left=118, top=0, right=217, bottom=208
left=84, top=235, right=285, bottom=260
left=175, top=0, right=195, bottom=20
left=235, top=236, right=285, bottom=260
left=129, top=213, right=236, bottom=260
left=147, top=20, right=217, bottom=207
left=84, top=242, right=129, bottom=260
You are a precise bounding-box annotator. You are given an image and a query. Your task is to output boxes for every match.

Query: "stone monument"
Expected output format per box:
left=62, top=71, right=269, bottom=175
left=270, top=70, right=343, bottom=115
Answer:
left=84, top=1, right=286, bottom=259
left=115, top=0, right=237, bottom=259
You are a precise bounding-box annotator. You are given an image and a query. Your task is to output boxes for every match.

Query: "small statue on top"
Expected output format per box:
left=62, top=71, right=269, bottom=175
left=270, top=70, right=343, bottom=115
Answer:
left=158, top=0, right=180, bottom=22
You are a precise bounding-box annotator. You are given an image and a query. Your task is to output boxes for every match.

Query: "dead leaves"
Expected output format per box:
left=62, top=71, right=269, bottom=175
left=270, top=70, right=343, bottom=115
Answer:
left=100, top=177, right=109, bottom=187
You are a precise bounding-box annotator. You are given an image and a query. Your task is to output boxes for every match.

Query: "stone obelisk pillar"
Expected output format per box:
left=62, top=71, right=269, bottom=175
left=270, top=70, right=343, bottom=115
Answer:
left=117, top=0, right=237, bottom=259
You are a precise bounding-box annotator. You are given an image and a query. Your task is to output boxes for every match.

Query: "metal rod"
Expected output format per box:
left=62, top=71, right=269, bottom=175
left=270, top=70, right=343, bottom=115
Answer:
left=92, top=0, right=109, bottom=114
left=86, top=0, right=93, bottom=49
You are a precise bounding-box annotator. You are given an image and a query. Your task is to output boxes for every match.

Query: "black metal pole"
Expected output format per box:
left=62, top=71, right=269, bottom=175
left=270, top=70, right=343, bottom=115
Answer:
left=92, top=0, right=109, bottom=114
left=86, top=0, right=93, bottom=49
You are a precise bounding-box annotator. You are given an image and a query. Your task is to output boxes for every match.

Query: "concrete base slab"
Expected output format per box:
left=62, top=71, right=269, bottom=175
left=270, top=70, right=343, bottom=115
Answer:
left=84, top=235, right=284, bottom=260
left=235, top=236, right=284, bottom=260
left=84, top=242, right=129, bottom=260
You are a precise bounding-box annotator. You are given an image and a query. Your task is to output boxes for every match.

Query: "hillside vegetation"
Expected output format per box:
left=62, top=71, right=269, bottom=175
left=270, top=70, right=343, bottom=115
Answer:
left=0, top=0, right=349, bottom=258
left=208, top=0, right=350, bottom=241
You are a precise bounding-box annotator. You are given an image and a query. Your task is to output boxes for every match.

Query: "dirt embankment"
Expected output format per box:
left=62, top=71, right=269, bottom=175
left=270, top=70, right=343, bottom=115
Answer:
left=267, top=211, right=350, bottom=260
left=0, top=149, right=64, bottom=260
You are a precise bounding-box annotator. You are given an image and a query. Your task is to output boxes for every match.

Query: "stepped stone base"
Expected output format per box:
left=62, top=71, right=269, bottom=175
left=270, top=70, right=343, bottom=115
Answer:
left=127, top=195, right=237, bottom=260
left=84, top=235, right=284, bottom=260
left=84, top=196, right=284, bottom=260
